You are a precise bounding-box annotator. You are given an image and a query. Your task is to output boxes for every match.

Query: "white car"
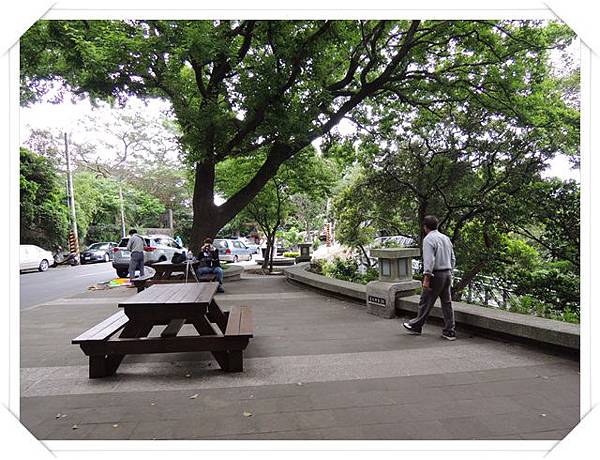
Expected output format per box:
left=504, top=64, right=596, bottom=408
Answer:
left=240, top=238, right=261, bottom=254
left=214, top=238, right=254, bottom=262
left=20, top=244, right=54, bottom=272
left=112, top=234, right=188, bottom=278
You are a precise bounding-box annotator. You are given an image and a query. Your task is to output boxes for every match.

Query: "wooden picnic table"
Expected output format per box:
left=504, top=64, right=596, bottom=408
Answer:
left=132, top=260, right=217, bottom=292
left=152, top=260, right=200, bottom=281
left=72, top=282, right=253, bottom=378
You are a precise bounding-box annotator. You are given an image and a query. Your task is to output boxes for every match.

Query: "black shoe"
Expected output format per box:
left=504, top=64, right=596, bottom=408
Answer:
left=441, top=331, right=456, bottom=341
left=403, top=322, right=421, bottom=335
left=217, top=285, right=225, bottom=293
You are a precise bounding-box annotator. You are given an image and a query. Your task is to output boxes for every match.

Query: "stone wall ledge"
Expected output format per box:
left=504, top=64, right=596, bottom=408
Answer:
left=223, top=264, right=243, bottom=280
left=284, top=262, right=366, bottom=301
left=284, top=262, right=580, bottom=351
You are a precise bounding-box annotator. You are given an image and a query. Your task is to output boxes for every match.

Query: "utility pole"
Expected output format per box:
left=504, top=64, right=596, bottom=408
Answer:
left=118, top=181, right=126, bottom=238
left=64, top=132, right=80, bottom=260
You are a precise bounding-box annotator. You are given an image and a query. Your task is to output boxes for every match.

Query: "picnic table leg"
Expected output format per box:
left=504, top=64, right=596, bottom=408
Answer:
left=228, top=351, right=243, bottom=372
left=190, top=316, right=230, bottom=371
left=89, top=355, right=108, bottom=378
left=206, top=300, right=228, bottom=333
left=100, top=320, right=154, bottom=377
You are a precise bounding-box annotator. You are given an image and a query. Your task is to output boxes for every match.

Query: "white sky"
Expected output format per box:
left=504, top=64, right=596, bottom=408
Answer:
left=20, top=98, right=580, bottom=182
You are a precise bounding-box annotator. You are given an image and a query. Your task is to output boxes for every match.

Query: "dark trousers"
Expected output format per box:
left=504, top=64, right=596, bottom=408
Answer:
left=408, top=269, right=455, bottom=333
left=128, top=251, right=145, bottom=279
left=196, top=266, right=224, bottom=284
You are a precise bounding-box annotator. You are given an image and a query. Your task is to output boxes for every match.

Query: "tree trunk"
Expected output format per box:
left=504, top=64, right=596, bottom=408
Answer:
left=268, top=233, right=276, bottom=272
left=417, top=199, right=428, bottom=250
left=190, top=158, right=222, bottom=253
left=306, top=220, right=310, bottom=242
left=358, top=244, right=372, bottom=268
left=261, top=240, right=272, bottom=270
left=189, top=144, right=293, bottom=254
left=452, top=261, right=487, bottom=301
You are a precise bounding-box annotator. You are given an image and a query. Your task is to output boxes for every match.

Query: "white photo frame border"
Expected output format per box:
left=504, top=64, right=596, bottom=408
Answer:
left=1, top=1, right=594, bottom=458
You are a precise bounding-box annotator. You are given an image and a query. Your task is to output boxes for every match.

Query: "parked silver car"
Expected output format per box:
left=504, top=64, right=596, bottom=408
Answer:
left=240, top=237, right=261, bottom=254
left=214, top=238, right=253, bottom=263
left=80, top=241, right=118, bottom=264
left=112, top=234, right=187, bottom=278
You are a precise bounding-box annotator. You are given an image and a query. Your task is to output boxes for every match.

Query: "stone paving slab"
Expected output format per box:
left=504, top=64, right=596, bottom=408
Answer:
left=20, top=275, right=579, bottom=440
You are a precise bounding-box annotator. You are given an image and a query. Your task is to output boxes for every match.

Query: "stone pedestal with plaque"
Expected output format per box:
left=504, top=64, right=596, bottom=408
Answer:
left=366, top=248, right=421, bottom=319
left=296, top=243, right=312, bottom=263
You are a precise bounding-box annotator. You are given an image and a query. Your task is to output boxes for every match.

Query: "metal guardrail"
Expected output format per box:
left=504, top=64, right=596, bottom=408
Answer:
left=454, top=272, right=518, bottom=310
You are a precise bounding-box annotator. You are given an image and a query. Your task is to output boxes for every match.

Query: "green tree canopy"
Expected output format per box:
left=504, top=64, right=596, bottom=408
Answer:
left=72, top=172, right=166, bottom=244
left=21, top=19, right=575, bottom=251
left=20, top=147, right=69, bottom=249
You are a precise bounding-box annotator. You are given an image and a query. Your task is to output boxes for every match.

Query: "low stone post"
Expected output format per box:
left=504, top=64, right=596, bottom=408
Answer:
left=366, top=248, right=421, bottom=319
left=296, top=243, right=312, bottom=263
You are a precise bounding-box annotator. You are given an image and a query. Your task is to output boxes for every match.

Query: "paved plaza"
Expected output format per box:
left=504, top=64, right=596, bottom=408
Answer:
left=20, top=275, right=579, bottom=440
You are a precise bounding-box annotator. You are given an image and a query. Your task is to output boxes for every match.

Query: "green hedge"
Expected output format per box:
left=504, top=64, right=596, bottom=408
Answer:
left=310, top=257, right=378, bottom=285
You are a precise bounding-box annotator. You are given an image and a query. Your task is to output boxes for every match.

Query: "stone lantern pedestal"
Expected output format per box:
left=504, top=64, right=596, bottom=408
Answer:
left=296, top=243, right=312, bottom=263
left=366, top=248, right=421, bottom=319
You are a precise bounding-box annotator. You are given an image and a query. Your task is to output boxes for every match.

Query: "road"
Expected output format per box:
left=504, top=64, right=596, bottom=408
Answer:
left=20, top=256, right=261, bottom=311
left=20, top=261, right=117, bottom=310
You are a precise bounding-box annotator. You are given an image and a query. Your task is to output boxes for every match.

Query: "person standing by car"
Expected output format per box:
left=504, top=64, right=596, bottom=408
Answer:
left=127, top=229, right=146, bottom=280
left=196, top=238, right=225, bottom=293
left=403, top=215, right=457, bottom=341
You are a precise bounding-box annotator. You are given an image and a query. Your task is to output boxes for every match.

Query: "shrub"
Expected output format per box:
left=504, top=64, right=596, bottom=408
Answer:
left=508, top=295, right=579, bottom=323
left=310, top=258, right=324, bottom=273
left=283, top=252, right=300, bottom=258
left=312, top=257, right=379, bottom=285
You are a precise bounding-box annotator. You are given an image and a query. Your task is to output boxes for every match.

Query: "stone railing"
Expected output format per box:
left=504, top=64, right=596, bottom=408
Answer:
left=283, top=263, right=579, bottom=352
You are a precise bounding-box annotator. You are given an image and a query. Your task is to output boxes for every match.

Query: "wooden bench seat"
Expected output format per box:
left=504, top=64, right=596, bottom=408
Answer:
left=72, top=310, right=129, bottom=344
left=225, top=306, right=253, bottom=337
left=72, top=310, right=130, bottom=378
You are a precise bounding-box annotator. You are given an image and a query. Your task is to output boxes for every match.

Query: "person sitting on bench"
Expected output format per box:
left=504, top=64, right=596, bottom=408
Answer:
left=196, top=238, right=225, bottom=293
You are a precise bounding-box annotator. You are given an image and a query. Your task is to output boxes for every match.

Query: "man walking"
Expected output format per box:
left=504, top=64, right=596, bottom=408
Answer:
left=127, top=229, right=146, bottom=280
left=403, top=215, right=457, bottom=341
left=196, top=238, right=225, bottom=293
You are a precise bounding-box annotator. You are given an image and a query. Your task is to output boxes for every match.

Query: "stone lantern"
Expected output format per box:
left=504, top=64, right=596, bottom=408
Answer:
left=366, top=248, right=421, bottom=318
left=296, top=242, right=312, bottom=263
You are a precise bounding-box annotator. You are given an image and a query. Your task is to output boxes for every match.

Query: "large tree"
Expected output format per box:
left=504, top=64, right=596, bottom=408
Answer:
left=21, top=19, right=574, bottom=251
